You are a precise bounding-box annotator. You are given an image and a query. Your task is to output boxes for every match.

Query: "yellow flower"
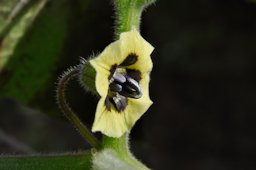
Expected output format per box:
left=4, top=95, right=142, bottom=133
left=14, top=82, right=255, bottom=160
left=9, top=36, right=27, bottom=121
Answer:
left=90, top=29, right=154, bottom=138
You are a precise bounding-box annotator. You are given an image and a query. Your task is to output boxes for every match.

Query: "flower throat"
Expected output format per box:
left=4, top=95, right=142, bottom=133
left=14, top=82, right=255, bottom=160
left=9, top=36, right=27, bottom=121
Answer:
left=105, top=54, right=142, bottom=112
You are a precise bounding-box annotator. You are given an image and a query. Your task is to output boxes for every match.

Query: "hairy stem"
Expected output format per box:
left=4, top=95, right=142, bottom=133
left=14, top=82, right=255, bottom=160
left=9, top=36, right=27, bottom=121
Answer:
left=56, top=65, right=101, bottom=149
left=102, top=133, right=149, bottom=169
left=113, top=0, right=155, bottom=38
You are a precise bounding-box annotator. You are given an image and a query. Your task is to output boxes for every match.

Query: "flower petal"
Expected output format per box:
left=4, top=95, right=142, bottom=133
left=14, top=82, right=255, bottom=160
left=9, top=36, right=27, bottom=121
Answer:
left=89, top=40, right=121, bottom=97
left=119, top=29, right=154, bottom=73
left=90, top=40, right=121, bottom=70
left=92, top=98, right=128, bottom=138
left=124, top=98, right=152, bottom=129
left=124, top=74, right=152, bottom=129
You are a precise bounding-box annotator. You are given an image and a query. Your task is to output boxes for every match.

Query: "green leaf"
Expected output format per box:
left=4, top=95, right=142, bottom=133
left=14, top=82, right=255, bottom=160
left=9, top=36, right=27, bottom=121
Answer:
left=0, top=0, right=47, bottom=70
left=0, top=0, right=70, bottom=103
left=0, top=0, right=20, bottom=32
left=0, top=152, right=92, bottom=170
left=0, top=0, right=92, bottom=107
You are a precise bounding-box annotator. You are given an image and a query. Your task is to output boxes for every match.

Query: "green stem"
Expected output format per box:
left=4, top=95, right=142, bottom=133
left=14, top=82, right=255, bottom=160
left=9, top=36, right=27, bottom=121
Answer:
left=102, top=133, right=149, bottom=170
left=113, top=0, right=155, bottom=38
left=57, top=65, right=101, bottom=150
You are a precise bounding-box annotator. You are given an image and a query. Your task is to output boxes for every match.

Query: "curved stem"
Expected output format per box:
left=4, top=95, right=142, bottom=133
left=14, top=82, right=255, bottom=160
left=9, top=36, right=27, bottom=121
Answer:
left=56, top=65, right=101, bottom=149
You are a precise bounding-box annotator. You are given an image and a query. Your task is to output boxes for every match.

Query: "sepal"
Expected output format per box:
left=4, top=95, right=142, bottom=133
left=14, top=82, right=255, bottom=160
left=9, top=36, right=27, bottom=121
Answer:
left=79, top=59, right=97, bottom=94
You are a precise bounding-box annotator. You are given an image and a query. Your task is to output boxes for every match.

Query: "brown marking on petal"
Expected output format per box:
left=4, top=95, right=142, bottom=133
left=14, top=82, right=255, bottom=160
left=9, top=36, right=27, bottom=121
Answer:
left=119, top=53, right=138, bottom=66
left=126, top=69, right=141, bottom=82
left=108, top=64, right=117, bottom=80
left=104, top=97, right=111, bottom=111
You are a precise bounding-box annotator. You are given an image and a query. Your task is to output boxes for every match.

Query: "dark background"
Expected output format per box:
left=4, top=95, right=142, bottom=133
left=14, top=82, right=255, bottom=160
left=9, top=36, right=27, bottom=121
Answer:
left=1, top=0, right=256, bottom=169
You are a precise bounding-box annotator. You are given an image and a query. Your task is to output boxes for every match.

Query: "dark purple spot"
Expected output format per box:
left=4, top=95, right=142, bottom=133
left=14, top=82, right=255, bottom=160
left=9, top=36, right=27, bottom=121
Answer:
left=104, top=97, right=111, bottom=111
left=120, top=53, right=138, bottom=66
left=108, top=64, right=117, bottom=80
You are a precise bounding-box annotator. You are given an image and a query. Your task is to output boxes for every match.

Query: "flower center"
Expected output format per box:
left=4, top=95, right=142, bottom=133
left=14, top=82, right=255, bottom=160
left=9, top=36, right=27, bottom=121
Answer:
left=110, top=70, right=142, bottom=98
left=106, top=68, right=142, bottom=112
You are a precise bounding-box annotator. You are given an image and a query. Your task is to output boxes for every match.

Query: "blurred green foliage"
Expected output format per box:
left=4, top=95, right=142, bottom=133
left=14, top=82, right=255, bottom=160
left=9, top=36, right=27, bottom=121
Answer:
left=1, top=0, right=69, bottom=102
left=0, top=152, right=92, bottom=170
left=0, top=0, right=19, bottom=32
left=0, top=0, right=91, bottom=113
left=0, top=0, right=95, bottom=168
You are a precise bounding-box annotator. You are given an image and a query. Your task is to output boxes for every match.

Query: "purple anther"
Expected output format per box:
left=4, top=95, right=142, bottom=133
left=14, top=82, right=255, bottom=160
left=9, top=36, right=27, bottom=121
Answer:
left=113, top=72, right=126, bottom=84
left=109, top=82, right=122, bottom=92
left=112, top=95, right=127, bottom=112
left=119, top=76, right=142, bottom=99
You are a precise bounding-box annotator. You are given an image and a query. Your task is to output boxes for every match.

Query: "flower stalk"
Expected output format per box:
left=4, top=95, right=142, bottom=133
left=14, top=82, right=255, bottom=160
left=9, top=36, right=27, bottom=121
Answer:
left=56, top=65, right=101, bottom=150
left=102, top=133, right=149, bottom=169
left=113, top=0, right=156, bottom=38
